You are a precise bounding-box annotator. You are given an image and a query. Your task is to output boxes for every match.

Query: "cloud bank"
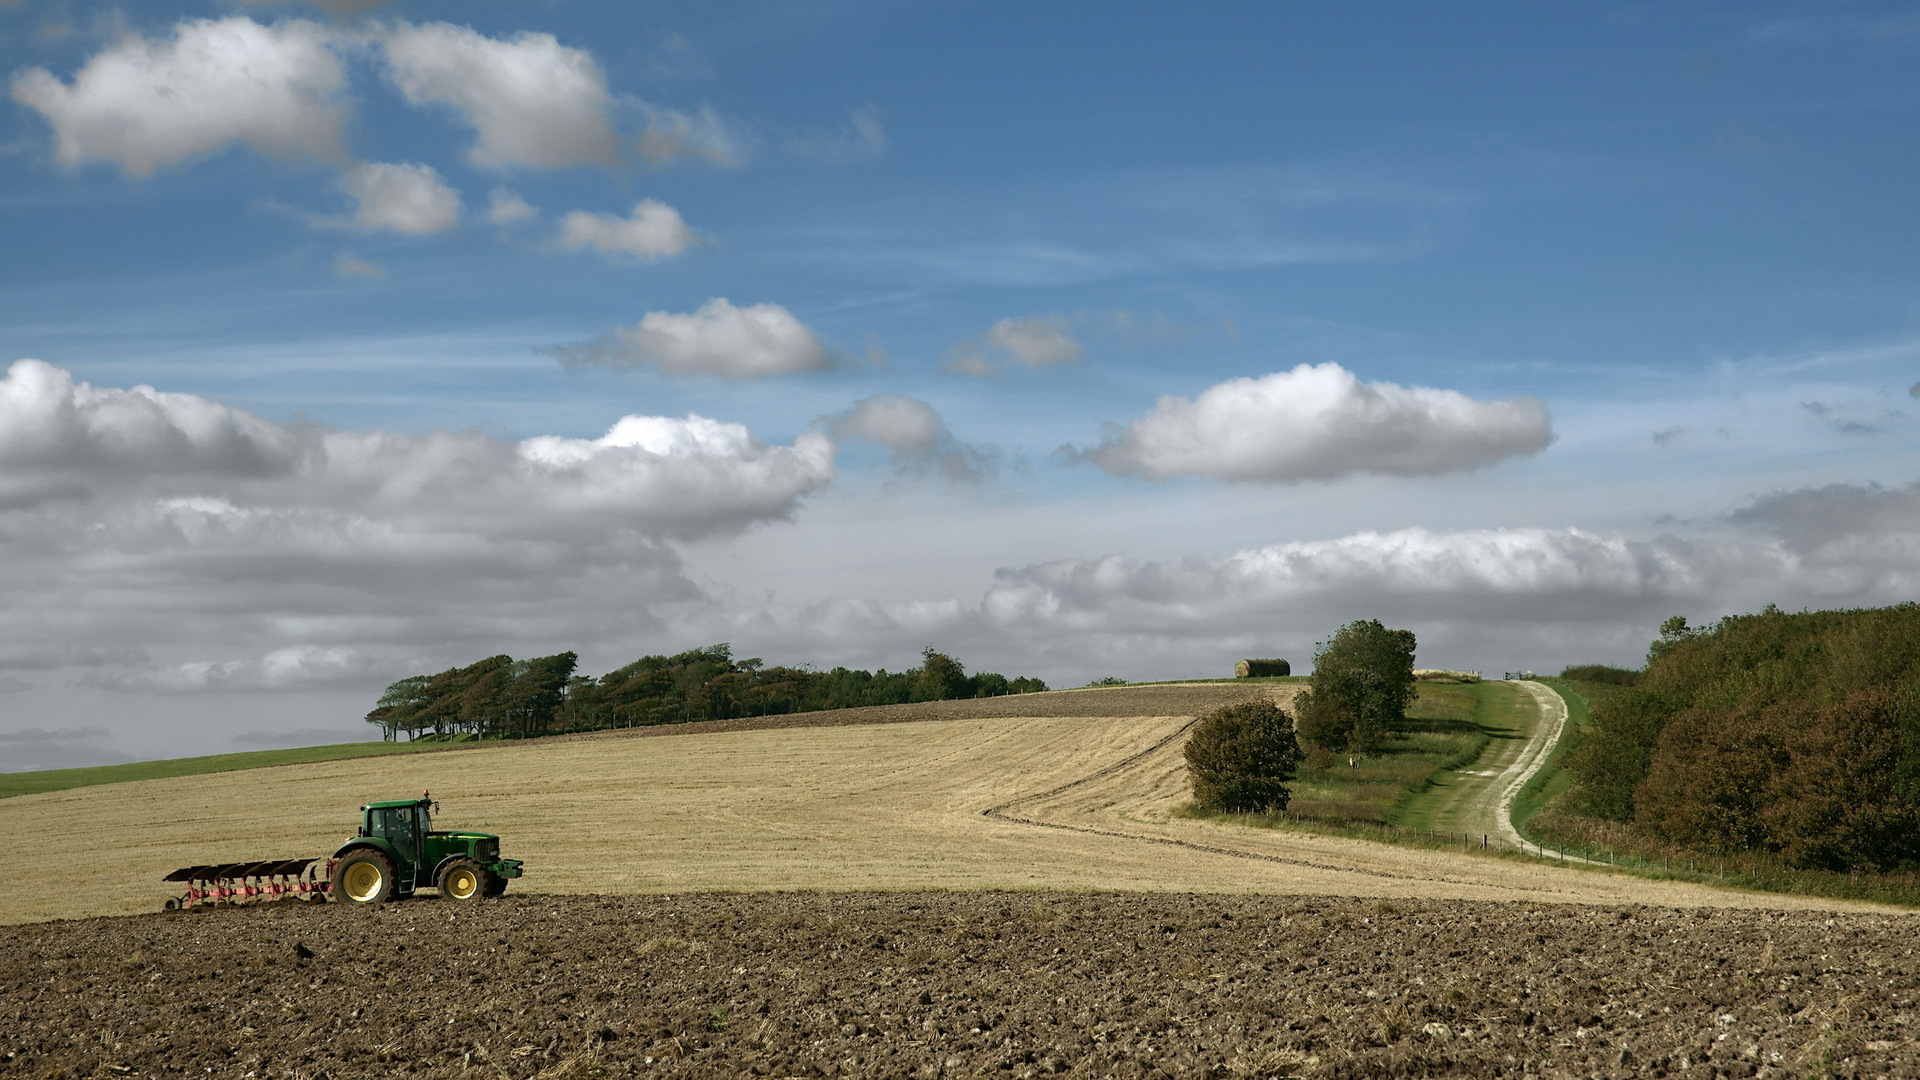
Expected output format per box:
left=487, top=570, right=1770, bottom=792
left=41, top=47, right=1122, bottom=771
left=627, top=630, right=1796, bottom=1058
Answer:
left=0, top=359, right=834, bottom=699
left=1074, top=362, right=1553, bottom=483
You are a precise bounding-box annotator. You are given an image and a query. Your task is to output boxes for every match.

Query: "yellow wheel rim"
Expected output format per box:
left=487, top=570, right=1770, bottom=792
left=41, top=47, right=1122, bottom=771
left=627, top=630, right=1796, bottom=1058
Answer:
left=444, top=868, right=479, bottom=900
left=342, top=861, right=384, bottom=902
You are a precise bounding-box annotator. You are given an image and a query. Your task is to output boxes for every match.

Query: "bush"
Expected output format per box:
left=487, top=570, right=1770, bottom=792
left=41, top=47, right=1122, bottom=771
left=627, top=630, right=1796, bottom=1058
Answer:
left=1294, top=620, right=1416, bottom=753
left=1559, top=664, right=1640, bottom=686
left=1185, top=699, right=1303, bottom=813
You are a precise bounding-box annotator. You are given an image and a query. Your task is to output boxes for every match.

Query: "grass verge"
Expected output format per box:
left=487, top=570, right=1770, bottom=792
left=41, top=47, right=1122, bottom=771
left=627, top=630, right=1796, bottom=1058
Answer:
left=0, top=741, right=463, bottom=800
left=1257, top=682, right=1491, bottom=823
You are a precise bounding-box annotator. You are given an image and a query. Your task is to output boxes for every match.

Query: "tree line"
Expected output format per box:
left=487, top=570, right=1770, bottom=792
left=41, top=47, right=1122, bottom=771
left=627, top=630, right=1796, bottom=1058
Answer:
left=364, top=644, right=1048, bottom=741
left=1566, top=603, right=1920, bottom=873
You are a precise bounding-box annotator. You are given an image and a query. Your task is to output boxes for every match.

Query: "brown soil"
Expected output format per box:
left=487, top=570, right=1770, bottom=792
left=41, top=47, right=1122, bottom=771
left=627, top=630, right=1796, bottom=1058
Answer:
left=4, top=891, right=1915, bottom=1080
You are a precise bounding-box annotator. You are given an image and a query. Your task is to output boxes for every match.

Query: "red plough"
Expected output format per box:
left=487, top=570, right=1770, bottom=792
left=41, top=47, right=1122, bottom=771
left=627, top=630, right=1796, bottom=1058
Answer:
left=160, top=858, right=331, bottom=910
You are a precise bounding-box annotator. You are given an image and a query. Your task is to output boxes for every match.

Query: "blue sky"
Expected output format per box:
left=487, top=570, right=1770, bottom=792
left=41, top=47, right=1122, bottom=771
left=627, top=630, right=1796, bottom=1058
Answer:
left=4, top=0, right=1920, bottom=768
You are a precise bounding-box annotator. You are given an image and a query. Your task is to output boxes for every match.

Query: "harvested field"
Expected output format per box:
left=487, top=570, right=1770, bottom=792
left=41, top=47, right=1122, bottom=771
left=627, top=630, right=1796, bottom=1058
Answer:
left=1, top=682, right=1905, bottom=926
left=5, top=891, right=1917, bottom=1079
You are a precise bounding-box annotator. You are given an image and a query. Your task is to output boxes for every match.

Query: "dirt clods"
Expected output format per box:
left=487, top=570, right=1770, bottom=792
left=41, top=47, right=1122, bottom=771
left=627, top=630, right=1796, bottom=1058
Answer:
left=3, top=891, right=1915, bottom=1079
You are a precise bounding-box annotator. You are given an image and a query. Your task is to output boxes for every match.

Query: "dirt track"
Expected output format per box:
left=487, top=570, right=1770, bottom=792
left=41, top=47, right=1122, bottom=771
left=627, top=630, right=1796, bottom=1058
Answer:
left=5, top=891, right=1917, bottom=1079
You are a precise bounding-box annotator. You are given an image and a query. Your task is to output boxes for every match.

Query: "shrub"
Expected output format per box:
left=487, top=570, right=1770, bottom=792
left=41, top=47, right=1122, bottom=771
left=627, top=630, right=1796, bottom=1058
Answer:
left=1294, top=619, right=1416, bottom=753
left=1558, top=664, right=1640, bottom=686
left=1185, top=699, right=1304, bottom=813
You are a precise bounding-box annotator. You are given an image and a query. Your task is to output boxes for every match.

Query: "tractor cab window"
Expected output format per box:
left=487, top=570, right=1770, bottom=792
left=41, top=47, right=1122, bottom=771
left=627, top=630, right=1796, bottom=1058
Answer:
left=377, top=807, right=421, bottom=853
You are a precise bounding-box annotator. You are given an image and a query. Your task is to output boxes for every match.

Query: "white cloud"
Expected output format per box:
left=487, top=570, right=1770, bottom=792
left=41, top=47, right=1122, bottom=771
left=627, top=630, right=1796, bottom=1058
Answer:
left=567, top=299, right=829, bottom=379
left=557, top=199, right=699, bottom=260
left=1074, top=362, right=1553, bottom=483
left=824, top=395, right=998, bottom=482
left=487, top=187, right=538, bottom=225
left=9, top=16, right=346, bottom=176
left=0, top=358, right=300, bottom=484
left=379, top=21, right=619, bottom=169
left=635, top=104, right=747, bottom=167
left=0, top=359, right=836, bottom=705
left=985, top=315, right=1083, bottom=367
left=337, top=161, right=461, bottom=234
left=0, top=358, right=832, bottom=534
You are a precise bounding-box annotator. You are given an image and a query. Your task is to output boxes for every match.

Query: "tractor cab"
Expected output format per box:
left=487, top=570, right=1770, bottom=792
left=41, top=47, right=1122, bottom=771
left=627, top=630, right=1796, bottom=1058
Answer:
left=330, top=792, right=524, bottom=904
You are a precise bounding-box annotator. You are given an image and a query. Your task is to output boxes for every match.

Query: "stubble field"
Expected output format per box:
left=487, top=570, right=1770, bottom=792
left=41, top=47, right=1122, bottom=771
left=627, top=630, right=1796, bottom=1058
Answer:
left=0, top=683, right=1890, bottom=926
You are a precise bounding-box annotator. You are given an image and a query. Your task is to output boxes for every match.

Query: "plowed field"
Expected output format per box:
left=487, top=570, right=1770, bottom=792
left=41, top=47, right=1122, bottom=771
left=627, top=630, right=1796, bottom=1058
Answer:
left=0, top=683, right=1901, bottom=926
left=5, top=891, right=1917, bottom=1079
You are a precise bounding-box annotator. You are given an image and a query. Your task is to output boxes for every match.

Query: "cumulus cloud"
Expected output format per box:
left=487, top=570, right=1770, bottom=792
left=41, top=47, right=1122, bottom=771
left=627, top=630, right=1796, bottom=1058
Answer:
left=9, top=16, right=347, bottom=176
left=0, top=359, right=836, bottom=708
left=335, top=161, right=461, bottom=234
left=824, top=395, right=998, bottom=482
left=986, top=315, right=1084, bottom=367
left=945, top=314, right=1085, bottom=377
left=487, top=187, right=538, bottom=225
left=564, top=299, right=829, bottom=379
left=379, top=22, right=619, bottom=169
left=635, top=104, right=746, bottom=167
left=557, top=199, right=699, bottom=260
left=1071, top=362, right=1553, bottom=483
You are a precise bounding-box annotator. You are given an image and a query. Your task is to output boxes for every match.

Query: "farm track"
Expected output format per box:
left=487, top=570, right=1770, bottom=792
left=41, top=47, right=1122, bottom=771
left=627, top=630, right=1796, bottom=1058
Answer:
left=1, top=681, right=1904, bottom=927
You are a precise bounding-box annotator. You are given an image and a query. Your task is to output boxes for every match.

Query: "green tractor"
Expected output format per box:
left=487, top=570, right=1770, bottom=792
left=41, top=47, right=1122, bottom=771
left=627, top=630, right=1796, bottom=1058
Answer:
left=329, top=793, right=524, bottom=904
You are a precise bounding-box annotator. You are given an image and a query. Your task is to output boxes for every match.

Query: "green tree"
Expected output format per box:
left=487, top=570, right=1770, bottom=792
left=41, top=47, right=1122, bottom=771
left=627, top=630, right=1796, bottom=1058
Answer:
left=1185, top=699, right=1303, bottom=813
left=1294, top=620, right=1416, bottom=753
left=364, top=674, right=432, bottom=741
left=912, top=647, right=968, bottom=702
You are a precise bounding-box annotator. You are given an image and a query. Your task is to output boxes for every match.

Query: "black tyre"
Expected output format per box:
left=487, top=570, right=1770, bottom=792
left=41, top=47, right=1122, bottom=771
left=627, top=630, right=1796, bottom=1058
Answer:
left=331, top=850, right=396, bottom=904
left=436, top=858, right=486, bottom=902
left=481, top=872, right=508, bottom=898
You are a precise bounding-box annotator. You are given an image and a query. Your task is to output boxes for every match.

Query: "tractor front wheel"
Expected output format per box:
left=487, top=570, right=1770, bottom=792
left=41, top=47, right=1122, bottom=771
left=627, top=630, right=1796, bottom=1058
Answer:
left=332, top=850, right=395, bottom=904
left=436, top=858, right=486, bottom=902
left=481, top=872, right=508, bottom=898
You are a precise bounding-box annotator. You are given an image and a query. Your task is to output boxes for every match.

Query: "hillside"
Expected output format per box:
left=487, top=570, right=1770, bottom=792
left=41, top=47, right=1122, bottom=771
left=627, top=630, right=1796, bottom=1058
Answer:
left=1, top=682, right=1894, bottom=926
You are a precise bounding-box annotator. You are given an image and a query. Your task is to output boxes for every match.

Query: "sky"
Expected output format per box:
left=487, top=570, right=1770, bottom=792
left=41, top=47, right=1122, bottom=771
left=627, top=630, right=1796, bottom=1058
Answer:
left=4, top=1, right=1920, bottom=769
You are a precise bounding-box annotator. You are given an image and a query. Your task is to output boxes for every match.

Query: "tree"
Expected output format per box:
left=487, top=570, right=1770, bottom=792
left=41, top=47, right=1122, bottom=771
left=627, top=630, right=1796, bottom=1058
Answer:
left=365, top=674, right=432, bottom=741
left=912, top=647, right=968, bottom=702
left=1294, top=620, right=1416, bottom=753
left=1185, top=699, right=1303, bottom=813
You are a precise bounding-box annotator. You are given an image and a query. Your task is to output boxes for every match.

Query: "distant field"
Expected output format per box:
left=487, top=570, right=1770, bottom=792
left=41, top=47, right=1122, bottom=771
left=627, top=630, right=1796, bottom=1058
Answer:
left=1, top=681, right=1888, bottom=925
left=0, top=741, right=455, bottom=800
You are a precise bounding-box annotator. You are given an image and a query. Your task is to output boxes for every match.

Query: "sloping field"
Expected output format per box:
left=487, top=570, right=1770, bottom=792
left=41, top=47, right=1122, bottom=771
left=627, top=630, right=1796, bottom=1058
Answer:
left=0, top=682, right=1899, bottom=925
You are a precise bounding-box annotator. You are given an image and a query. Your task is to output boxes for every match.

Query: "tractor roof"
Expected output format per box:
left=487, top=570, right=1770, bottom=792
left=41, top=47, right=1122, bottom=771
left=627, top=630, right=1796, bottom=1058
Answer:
left=362, top=798, right=430, bottom=810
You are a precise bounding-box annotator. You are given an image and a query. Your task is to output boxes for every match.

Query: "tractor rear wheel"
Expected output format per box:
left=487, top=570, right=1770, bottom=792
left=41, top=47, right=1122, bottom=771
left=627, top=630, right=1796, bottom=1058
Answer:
left=332, top=850, right=395, bottom=904
left=436, top=858, right=486, bottom=902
